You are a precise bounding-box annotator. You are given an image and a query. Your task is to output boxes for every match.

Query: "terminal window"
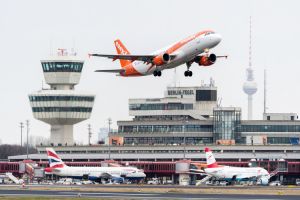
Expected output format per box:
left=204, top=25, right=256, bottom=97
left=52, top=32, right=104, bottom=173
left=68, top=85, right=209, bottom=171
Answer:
left=196, top=90, right=217, bottom=101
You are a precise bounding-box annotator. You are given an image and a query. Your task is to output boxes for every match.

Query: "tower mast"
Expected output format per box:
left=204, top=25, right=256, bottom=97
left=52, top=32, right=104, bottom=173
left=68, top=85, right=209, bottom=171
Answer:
left=243, top=16, right=258, bottom=120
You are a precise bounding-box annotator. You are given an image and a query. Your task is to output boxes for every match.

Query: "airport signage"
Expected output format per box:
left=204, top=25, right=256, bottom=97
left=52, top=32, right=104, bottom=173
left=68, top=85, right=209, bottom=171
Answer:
left=168, top=90, right=194, bottom=96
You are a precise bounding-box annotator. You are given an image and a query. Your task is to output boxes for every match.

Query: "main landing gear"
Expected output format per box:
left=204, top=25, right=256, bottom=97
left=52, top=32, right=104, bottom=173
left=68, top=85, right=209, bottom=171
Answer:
left=184, top=70, right=193, bottom=77
left=153, top=70, right=161, bottom=77
left=184, top=62, right=193, bottom=77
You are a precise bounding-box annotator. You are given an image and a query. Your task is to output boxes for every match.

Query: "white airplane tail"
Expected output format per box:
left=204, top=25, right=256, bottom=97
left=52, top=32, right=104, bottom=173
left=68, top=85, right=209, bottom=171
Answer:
left=46, top=148, right=67, bottom=168
left=205, top=147, right=218, bottom=168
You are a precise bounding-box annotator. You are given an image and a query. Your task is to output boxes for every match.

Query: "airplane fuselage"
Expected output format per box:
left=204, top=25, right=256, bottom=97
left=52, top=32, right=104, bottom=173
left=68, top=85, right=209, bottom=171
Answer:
left=204, top=166, right=269, bottom=181
left=52, top=166, right=146, bottom=181
left=121, top=31, right=222, bottom=76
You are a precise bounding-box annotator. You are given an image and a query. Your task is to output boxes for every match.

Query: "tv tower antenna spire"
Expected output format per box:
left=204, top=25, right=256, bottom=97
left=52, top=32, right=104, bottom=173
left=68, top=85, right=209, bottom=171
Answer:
left=243, top=16, right=258, bottom=120
left=249, top=16, right=252, bottom=68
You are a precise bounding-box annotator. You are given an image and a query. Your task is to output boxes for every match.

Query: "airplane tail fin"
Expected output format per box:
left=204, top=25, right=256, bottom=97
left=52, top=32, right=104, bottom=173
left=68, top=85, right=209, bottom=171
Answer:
left=205, top=147, right=218, bottom=168
left=114, top=39, right=132, bottom=68
left=46, top=148, right=67, bottom=168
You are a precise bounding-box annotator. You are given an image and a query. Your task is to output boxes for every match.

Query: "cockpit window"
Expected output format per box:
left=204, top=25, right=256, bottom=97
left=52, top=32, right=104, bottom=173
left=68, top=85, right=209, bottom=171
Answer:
left=205, top=31, right=215, bottom=36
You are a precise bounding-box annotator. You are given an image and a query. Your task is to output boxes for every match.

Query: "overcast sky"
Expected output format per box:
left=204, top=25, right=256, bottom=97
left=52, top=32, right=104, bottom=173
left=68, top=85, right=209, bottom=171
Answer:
left=1, top=0, right=299, bottom=144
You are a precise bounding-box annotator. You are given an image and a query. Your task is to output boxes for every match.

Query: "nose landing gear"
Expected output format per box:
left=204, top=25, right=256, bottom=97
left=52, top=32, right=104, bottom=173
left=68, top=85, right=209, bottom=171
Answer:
left=153, top=70, right=162, bottom=77
left=184, top=62, right=193, bottom=77
left=184, top=70, right=193, bottom=77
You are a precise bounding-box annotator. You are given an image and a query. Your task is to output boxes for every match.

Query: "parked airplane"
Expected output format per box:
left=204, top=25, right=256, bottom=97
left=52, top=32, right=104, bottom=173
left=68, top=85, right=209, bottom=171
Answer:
left=44, top=148, right=146, bottom=182
left=90, top=30, right=226, bottom=77
left=204, top=147, right=270, bottom=185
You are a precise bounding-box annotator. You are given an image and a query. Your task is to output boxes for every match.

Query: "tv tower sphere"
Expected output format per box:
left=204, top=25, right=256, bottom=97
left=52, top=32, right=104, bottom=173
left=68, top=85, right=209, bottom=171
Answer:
left=243, top=67, right=257, bottom=95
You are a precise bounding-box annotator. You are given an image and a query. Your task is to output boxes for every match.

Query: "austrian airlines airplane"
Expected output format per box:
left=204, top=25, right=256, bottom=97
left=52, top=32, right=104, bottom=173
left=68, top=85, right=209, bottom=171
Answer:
left=204, top=147, right=270, bottom=185
left=90, top=30, right=225, bottom=77
left=44, top=148, right=146, bottom=182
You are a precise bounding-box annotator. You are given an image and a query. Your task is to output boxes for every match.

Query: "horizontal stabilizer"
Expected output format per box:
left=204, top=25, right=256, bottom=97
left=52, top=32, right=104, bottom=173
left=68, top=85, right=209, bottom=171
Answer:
left=94, top=69, right=125, bottom=73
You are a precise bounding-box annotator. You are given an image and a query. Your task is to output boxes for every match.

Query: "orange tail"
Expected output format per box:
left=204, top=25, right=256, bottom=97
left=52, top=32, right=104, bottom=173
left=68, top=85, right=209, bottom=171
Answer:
left=114, top=39, right=132, bottom=68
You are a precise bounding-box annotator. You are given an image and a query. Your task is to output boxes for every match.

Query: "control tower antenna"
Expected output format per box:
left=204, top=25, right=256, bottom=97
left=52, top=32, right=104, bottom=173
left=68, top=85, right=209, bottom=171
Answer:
left=71, top=38, right=77, bottom=56
left=243, top=16, right=258, bottom=120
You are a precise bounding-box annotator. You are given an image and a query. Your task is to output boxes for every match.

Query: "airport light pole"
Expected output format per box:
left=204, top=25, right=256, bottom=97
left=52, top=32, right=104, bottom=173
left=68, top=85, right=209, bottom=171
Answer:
left=108, top=118, right=112, bottom=160
left=88, top=124, right=92, bottom=146
left=26, top=120, right=29, bottom=159
left=20, top=122, right=24, bottom=147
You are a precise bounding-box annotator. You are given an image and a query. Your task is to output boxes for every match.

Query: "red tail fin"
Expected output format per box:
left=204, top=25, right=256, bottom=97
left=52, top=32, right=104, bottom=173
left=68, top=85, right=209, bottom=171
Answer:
left=114, top=39, right=132, bottom=68
left=205, top=147, right=218, bottom=168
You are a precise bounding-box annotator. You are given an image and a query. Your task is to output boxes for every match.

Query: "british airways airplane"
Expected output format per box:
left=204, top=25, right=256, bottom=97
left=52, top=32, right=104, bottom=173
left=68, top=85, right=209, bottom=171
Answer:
left=44, top=148, right=146, bottom=182
left=90, top=30, right=226, bottom=77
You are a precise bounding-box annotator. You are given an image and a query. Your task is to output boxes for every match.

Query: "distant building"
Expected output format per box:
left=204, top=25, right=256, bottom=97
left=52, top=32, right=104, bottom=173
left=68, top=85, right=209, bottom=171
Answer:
left=263, top=113, right=298, bottom=121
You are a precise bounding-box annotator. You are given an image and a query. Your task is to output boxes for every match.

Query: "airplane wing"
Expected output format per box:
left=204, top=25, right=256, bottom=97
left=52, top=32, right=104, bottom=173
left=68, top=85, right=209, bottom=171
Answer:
left=235, top=174, right=257, bottom=180
left=94, top=69, right=125, bottom=73
left=51, top=168, right=62, bottom=173
left=189, top=169, right=205, bottom=173
left=108, top=163, right=123, bottom=167
left=99, top=172, right=113, bottom=178
left=90, top=54, right=177, bottom=63
left=99, top=172, right=122, bottom=178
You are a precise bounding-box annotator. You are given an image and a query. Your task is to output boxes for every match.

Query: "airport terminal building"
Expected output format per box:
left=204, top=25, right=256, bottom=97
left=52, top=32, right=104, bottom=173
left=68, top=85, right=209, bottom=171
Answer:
left=112, top=82, right=300, bottom=147
left=6, top=81, right=300, bottom=184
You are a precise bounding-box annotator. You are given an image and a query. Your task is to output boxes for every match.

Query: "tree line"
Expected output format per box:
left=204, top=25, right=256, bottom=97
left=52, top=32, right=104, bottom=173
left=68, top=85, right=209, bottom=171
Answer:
left=0, top=144, right=37, bottom=160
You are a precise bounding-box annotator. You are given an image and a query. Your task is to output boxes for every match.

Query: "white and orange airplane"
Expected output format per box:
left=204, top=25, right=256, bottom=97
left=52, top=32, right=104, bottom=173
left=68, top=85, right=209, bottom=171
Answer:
left=90, top=30, right=225, bottom=77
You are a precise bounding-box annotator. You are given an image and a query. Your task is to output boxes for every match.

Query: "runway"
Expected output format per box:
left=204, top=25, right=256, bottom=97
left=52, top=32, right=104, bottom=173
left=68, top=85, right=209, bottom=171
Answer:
left=0, top=189, right=299, bottom=200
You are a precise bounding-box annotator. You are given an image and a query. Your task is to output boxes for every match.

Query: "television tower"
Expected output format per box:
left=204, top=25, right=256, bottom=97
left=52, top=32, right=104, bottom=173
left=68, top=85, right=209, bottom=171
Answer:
left=243, top=17, right=257, bottom=120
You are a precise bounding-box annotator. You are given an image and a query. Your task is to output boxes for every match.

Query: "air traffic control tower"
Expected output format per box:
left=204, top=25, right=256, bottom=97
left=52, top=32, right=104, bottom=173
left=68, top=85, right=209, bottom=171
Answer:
left=29, top=49, right=95, bottom=146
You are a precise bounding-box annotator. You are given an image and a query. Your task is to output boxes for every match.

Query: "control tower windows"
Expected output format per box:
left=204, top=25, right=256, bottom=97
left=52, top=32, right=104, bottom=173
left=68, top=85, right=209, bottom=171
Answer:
left=29, top=96, right=94, bottom=102
left=32, top=107, right=92, bottom=112
left=42, top=62, right=83, bottom=72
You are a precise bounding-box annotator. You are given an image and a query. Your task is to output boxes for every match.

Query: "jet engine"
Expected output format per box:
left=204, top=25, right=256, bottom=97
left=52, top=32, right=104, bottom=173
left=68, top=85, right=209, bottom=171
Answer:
left=259, top=177, right=269, bottom=185
left=195, top=54, right=217, bottom=66
left=153, top=53, right=170, bottom=66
